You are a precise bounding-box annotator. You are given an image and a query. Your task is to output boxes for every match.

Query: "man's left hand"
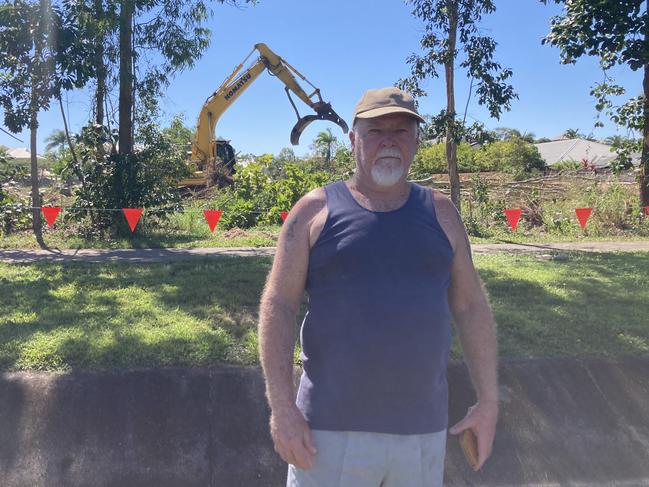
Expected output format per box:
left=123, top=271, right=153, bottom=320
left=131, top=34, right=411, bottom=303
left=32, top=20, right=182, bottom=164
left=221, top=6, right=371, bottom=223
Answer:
left=449, top=400, right=499, bottom=471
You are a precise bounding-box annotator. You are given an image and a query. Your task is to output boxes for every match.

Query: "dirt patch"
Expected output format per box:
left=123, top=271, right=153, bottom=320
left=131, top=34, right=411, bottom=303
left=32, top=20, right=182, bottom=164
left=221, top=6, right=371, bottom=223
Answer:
left=222, top=228, right=247, bottom=239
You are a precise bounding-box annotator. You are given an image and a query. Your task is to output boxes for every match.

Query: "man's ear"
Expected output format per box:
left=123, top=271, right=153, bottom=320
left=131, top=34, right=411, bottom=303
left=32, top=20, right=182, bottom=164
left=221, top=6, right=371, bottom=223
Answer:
left=349, top=129, right=355, bottom=151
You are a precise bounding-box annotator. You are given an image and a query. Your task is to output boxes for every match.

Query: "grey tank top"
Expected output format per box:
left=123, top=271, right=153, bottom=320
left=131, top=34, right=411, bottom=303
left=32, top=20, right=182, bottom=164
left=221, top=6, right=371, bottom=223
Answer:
left=295, top=180, right=455, bottom=434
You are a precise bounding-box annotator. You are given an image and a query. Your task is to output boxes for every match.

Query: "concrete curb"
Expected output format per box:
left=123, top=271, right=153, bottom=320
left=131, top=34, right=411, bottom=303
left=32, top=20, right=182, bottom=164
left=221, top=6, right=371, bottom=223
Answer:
left=1, top=357, right=648, bottom=486
left=1, top=241, right=648, bottom=263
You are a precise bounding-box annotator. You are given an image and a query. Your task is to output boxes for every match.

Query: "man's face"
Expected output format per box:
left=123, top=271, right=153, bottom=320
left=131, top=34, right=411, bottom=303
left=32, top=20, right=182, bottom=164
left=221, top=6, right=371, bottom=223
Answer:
left=350, top=113, right=419, bottom=188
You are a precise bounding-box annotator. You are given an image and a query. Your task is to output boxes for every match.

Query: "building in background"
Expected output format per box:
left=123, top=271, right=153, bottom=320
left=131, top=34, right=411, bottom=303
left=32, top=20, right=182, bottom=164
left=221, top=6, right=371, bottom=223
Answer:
left=535, top=138, right=640, bottom=170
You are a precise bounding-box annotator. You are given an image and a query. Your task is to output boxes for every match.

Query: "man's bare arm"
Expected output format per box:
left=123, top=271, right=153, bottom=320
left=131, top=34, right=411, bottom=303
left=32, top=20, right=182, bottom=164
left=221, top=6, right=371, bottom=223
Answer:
left=258, top=189, right=325, bottom=470
left=434, top=192, right=498, bottom=470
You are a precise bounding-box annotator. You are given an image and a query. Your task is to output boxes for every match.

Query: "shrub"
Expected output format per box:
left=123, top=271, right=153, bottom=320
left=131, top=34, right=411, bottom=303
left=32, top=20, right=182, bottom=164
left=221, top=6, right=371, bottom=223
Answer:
left=410, top=143, right=478, bottom=178
left=217, top=161, right=333, bottom=229
left=474, top=138, right=546, bottom=179
left=583, top=184, right=636, bottom=230
left=61, top=124, right=188, bottom=233
left=551, top=159, right=582, bottom=172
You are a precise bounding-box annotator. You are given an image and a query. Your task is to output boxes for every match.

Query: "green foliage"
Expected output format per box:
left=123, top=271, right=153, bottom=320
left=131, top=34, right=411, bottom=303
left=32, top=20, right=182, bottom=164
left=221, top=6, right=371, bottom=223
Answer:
left=61, top=123, right=187, bottom=233
left=474, top=138, right=546, bottom=179
left=410, top=143, right=478, bottom=178
left=217, top=161, right=332, bottom=229
left=399, top=0, right=516, bottom=114
left=311, top=128, right=339, bottom=164
left=0, top=0, right=95, bottom=132
left=0, top=147, right=30, bottom=234
left=493, top=127, right=536, bottom=143
left=329, top=144, right=355, bottom=180
left=161, top=114, right=193, bottom=148
left=583, top=184, right=637, bottom=230
left=463, top=174, right=506, bottom=237
left=541, top=0, right=648, bottom=202
left=551, top=159, right=582, bottom=172
left=410, top=139, right=546, bottom=179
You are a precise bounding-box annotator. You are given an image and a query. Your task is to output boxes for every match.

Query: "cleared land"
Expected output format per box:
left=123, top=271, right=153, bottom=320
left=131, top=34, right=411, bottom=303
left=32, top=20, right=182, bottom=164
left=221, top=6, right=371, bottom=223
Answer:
left=1, top=251, right=647, bottom=371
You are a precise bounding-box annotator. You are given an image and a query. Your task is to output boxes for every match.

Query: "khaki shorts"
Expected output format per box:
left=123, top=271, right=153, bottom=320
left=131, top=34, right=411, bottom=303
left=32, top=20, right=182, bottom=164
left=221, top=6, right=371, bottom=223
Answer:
left=286, top=429, right=447, bottom=487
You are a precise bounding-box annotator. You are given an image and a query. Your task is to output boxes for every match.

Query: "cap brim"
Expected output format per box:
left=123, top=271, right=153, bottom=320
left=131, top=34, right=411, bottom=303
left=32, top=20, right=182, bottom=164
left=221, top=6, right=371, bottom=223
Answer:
left=354, top=106, right=425, bottom=124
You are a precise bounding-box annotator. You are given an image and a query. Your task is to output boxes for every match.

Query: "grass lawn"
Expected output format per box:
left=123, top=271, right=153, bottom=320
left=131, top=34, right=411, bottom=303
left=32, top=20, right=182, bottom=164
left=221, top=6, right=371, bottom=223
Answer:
left=0, top=252, right=648, bottom=371
left=2, top=223, right=649, bottom=250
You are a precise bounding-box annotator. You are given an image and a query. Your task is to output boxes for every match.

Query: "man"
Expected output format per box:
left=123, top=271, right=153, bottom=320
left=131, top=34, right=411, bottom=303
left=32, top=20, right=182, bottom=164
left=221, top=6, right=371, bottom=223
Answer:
left=259, top=87, right=498, bottom=487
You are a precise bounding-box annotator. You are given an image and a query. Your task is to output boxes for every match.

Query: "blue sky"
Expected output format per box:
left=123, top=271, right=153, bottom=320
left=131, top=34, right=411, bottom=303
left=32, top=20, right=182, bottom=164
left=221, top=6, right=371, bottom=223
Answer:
left=0, top=0, right=643, bottom=157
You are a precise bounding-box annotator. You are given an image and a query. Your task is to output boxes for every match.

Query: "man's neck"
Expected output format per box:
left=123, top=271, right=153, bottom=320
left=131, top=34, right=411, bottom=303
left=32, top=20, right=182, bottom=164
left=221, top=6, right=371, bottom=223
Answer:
left=348, top=174, right=410, bottom=202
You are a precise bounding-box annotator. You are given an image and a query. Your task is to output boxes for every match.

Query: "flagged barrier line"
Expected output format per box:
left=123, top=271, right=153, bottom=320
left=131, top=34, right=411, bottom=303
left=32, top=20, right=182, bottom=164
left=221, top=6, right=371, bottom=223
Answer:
left=7, top=206, right=290, bottom=233
left=3, top=205, right=649, bottom=234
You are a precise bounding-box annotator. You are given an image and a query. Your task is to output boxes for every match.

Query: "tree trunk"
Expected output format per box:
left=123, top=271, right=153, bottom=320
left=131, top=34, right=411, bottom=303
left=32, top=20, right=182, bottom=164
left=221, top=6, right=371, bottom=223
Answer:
left=30, top=10, right=45, bottom=249
left=641, top=2, right=649, bottom=206
left=95, top=0, right=105, bottom=127
left=118, top=0, right=133, bottom=156
left=445, top=0, right=461, bottom=213
left=30, top=108, right=44, bottom=248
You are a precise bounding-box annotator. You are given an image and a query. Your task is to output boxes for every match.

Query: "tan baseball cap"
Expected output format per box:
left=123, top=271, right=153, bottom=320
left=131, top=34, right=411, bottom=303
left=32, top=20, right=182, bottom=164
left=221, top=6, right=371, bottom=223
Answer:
left=352, top=87, right=425, bottom=124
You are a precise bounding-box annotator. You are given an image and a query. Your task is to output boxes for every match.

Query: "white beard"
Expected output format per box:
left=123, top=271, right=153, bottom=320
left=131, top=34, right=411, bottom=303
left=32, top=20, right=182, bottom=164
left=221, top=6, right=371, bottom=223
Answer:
left=371, top=164, right=404, bottom=187
left=370, top=148, right=405, bottom=187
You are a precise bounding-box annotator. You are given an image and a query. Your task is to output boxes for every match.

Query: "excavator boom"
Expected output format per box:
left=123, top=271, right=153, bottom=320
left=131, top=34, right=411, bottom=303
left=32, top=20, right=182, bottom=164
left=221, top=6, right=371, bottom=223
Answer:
left=183, top=43, right=348, bottom=187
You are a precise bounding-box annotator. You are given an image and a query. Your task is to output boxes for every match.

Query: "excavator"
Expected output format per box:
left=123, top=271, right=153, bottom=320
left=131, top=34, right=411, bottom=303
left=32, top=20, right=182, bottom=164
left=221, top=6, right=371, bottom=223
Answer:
left=180, top=43, right=349, bottom=187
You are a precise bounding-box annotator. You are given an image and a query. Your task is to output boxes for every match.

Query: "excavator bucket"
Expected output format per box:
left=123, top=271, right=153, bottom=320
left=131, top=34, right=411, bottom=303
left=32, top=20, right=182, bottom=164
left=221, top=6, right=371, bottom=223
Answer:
left=290, top=104, right=349, bottom=145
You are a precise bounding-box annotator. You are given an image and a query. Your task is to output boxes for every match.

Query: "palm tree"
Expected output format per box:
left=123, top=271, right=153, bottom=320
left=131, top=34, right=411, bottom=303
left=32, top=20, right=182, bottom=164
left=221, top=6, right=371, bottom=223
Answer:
left=313, top=128, right=338, bottom=165
left=45, top=129, right=66, bottom=157
left=563, top=128, right=583, bottom=140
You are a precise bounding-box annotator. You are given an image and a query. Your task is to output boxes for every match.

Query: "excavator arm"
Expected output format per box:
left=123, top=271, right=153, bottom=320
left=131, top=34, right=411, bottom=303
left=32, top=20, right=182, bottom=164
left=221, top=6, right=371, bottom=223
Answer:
left=191, top=43, right=348, bottom=170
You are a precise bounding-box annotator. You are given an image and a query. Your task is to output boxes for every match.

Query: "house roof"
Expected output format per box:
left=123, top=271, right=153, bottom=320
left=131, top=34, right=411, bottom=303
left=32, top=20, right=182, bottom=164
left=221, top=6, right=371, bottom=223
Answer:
left=7, top=147, right=44, bottom=160
left=534, top=138, right=640, bottom=168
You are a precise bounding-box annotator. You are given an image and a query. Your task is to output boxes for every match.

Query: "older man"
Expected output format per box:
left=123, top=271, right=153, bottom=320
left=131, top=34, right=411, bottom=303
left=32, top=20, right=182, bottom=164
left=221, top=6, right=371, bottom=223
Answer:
left=259, top=87, right=498, bottom=487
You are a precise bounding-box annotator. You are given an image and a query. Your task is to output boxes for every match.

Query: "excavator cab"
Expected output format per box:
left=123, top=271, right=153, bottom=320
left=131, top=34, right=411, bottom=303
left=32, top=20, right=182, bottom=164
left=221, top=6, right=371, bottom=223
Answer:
left=216, top=139, right=236, bottom=174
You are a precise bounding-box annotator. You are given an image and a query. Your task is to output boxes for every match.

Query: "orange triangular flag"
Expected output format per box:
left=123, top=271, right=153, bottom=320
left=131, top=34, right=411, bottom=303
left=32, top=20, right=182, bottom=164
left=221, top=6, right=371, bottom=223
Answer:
left=203, top=209, right=223, bottom=232
left=504, top=208, right=522, bottom=231
left=122, top=208, right=143, bottom=233
left=575, top=208, right=592, bottom=229
left=41, top=206, right=61, bottom=228
left=280, top=211, right=289, bottom=222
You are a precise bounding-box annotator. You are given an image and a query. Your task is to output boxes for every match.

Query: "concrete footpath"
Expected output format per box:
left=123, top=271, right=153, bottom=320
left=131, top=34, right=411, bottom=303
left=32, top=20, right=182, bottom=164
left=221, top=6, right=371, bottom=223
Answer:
left=1, top=240, right=649, bottom=263
left=1, top=358, right=649, bottom=486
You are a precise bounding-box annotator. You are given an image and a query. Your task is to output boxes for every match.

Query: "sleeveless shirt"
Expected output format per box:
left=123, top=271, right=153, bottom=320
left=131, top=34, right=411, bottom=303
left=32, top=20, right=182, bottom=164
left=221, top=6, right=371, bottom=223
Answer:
left=295, top=180, right=455, bottom=434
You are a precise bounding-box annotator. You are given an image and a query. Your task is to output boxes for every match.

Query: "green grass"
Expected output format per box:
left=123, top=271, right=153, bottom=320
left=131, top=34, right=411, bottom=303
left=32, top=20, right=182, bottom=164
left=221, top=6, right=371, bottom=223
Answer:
left=2, top=220, right=649, bottom=249
left=1, top=252, right=648, bottom=371
left=473, top=252, right=649, bottom=358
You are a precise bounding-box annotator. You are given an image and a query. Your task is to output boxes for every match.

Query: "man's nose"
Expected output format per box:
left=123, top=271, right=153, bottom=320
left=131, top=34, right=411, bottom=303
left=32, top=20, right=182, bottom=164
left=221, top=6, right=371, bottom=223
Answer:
left=379, top=134, right=398, bottom=147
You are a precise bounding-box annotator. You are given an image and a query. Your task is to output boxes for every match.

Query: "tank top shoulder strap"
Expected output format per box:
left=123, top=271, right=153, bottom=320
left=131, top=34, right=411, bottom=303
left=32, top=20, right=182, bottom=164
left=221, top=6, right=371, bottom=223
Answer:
left=409, top=183, right=440, bottom=220
left=323, top=180, right=353, bottom=213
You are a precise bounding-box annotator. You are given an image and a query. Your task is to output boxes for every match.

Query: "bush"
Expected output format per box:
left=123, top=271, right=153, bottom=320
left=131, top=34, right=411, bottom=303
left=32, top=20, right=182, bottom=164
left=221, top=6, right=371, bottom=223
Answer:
left=410, top=143, right=479, bottom=178
left=474, top=138, right=546, bottom=179
left=584, top=184, right=637, bottom=230
left=216, top=161, right=333, bottom=229
left=61, top=123, right=188, bottom=233
left=551, top=159, right=582, bottom=172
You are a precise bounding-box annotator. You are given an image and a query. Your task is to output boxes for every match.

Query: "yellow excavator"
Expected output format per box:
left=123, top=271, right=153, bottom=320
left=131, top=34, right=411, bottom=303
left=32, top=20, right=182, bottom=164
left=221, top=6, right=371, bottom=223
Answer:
left=180, top=43, right=349, bottom=187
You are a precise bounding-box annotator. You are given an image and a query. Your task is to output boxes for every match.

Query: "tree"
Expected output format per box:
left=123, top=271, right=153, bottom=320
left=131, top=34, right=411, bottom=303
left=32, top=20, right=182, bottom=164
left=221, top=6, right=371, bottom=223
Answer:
left=312, top=128, right=339, bottom=165
left=162, top=115, right=193, bottom=148
left=399, top=0, right=517, bottom=213
left=541, top=0, right=649, bottom=205
left=474, top=138, right=546, bottom=179
left=493, top=127, right=536, bottom=143
left=0, top=0, right=94, bottom=246
left=45, top=129, right=67, bottom=156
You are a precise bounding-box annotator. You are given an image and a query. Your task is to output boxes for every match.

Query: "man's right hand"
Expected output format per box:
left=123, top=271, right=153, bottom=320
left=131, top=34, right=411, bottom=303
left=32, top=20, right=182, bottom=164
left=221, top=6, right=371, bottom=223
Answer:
left=270, top=406, right=317, bottom=470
